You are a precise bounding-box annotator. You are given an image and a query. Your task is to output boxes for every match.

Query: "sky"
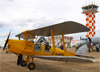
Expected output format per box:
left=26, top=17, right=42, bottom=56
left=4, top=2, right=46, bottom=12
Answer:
left=0, top=0, right=100, bottom=46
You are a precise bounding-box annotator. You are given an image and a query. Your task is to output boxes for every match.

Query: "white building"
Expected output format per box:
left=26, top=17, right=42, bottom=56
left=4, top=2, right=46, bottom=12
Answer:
left=47, top=36, right=73, bottom=47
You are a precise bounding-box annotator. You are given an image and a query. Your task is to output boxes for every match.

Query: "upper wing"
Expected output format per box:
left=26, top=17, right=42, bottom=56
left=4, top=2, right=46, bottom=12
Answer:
left=16, top=21, right=90, bottom=38
left=31, top=56, right=98, bottom=62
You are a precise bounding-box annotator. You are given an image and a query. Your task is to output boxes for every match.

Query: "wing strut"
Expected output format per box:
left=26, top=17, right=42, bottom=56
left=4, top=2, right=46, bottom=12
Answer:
left=18, top=37, right=20, bottom=40
left=51, top=28, right=56, bottom=55
left=62, top=34, right=66, bottom=55
left=35, top=36, right=38, bottom=43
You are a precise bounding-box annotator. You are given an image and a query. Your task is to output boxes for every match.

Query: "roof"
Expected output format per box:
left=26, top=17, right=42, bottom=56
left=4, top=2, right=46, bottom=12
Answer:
left=82, top=4, right=99, bottom=8
left=16, top=21, right=90, bottom=38
left=48, top=36, right=73, bottom=40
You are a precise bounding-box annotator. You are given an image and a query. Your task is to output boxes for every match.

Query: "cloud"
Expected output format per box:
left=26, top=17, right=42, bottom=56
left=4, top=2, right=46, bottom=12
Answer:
left=8, top=0, right=15, bottom=2
left=0, top=22, right=10, bottom=28
left=0, top=31, right=15, bottom=38
left=0, top=16, right=66, bottom=31
left=0, top=32, right=9, bottom=38
left=0, top=0, right=100, bottom=46
left=0, top=23, right=4, bottom=28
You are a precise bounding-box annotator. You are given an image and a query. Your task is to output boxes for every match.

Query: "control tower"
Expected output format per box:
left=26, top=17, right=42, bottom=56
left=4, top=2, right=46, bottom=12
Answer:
left=82, top=4, right=99, bottom=37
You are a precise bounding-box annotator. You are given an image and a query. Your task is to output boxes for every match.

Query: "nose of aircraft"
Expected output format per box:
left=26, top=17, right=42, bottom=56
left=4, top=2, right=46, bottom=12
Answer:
left=71, top=40, right=87, bottom=47
left=71, top=42, right=77, bottom=47
left=3, top=30, right=11, bottom=51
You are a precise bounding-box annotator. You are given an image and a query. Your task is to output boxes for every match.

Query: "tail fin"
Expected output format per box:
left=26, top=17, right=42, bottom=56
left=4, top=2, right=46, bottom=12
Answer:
left=76, top=44, right=87, bottom=56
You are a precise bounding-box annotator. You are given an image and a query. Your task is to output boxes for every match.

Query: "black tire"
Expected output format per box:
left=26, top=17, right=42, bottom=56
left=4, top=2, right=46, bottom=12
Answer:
left=27, top=62, right=35, bottom=70
left=20, top=60, right=27, bottom=67
left=6, top=51, right=8, bottom=53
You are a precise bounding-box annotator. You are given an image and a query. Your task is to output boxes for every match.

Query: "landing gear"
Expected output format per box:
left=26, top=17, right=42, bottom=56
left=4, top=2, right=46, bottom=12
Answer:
left=22, top=56, right=35, bottom=70
left=20, top=60, right=27, bottom=67
left=27, top=62, right=35, bottom=70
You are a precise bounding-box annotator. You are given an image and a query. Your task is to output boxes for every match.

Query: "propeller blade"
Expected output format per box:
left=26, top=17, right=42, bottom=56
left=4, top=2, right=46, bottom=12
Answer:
left=3, top=31, right=11, bottom=51
left=87, top=37, right=92, bottom=42
left=87, top=37, right=92, bottom=53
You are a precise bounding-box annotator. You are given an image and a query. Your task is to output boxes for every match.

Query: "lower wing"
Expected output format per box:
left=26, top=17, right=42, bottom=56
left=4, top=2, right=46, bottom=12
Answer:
left=31, top=55, right=97, bottom=62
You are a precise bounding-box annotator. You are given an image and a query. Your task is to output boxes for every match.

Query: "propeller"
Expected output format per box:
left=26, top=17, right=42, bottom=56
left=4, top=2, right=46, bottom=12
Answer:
left=3, top=30, right=11, bottom=51
left=87, top=37, right=92, bottom=53
left=87, top=37, right=91, bottom=42
left=80, top=36, right=82, bottom=40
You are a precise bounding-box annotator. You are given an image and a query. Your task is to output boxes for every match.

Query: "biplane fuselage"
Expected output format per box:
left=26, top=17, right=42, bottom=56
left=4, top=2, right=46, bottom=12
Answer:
left=7, top=39, right=76, bottom=56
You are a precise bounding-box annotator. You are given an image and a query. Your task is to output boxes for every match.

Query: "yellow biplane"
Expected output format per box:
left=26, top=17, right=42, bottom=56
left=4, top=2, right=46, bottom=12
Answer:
left=3, top=21, right=91, bottom=70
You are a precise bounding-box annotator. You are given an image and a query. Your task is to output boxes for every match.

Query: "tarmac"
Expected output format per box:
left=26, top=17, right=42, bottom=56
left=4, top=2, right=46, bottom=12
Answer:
left=0, top=48, right=100, bottom=72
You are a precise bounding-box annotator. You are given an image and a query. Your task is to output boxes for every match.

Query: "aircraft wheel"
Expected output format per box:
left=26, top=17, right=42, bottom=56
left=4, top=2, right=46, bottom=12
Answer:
left=20, top=60, right=27, bottom=67
left=6, top=51, right=8, bottom=53
left=27, top=62, right=35, bottom=70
